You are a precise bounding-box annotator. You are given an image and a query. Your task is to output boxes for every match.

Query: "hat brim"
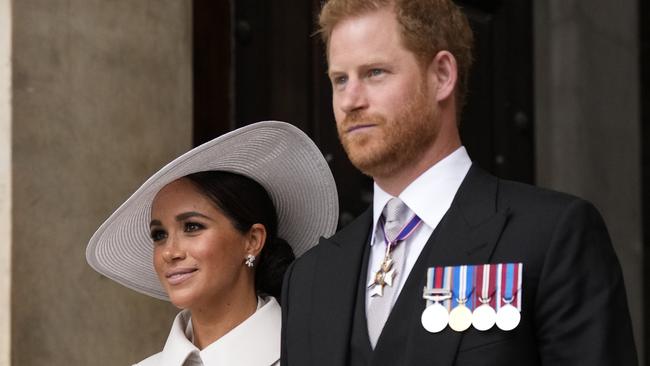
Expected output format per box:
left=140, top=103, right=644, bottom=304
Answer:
left=86, top=121, right=339, bottom=300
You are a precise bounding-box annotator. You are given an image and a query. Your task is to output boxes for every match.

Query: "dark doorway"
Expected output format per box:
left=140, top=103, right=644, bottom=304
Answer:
left=193, top=0, right=535, bottom=227
left=641, top=0, right=650, bottom=362
left=192, top=0, right=233, bottom=145
left=458, top=0, right=534, bottom=184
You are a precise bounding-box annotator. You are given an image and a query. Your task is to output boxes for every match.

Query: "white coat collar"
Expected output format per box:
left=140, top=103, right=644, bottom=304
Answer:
left=158, top=296, right=281, bottom=366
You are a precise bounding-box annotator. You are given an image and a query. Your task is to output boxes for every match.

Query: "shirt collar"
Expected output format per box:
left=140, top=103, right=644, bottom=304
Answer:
left=371, top=146, right=472, bottom=245
left=158, top=296, right=281, bottom=366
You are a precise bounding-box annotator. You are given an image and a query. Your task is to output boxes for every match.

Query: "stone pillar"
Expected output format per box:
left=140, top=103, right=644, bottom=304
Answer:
left=535, top=0, right=642, bottom=359
left=0, top=1, right=11, bottom=365
left=11, top=1, right=192, bottom=365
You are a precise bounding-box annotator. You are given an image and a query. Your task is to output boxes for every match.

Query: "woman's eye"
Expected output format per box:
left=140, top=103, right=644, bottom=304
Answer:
left=150, top=229, right=167, bottom=242
left=185, top=222, right=204, bottom=232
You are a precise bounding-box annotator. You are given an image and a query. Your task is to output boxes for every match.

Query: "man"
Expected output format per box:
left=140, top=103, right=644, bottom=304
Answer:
left=281, top=0, right=638, bottom=365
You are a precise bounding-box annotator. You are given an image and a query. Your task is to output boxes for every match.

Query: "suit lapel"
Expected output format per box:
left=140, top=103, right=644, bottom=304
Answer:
left=428, top=165, right=510, bottom=266
left=375, top=165, right=511, bottom=365
left=310, top=208, right=372, bottom=365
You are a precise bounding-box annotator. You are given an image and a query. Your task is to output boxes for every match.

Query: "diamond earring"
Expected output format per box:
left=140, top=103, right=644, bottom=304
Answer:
left=245, top=254, right=255, bottom=268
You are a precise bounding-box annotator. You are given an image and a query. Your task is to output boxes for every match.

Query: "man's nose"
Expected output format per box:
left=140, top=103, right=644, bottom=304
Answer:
left=338, top=80, right=368, bottom=114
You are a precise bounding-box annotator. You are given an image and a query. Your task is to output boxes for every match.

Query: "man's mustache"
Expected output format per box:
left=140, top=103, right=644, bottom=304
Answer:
left=341, top=112, right=386, bottom=128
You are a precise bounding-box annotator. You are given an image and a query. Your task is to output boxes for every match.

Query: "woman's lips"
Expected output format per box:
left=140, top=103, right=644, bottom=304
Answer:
left=165, top=268, right=198, bottom=285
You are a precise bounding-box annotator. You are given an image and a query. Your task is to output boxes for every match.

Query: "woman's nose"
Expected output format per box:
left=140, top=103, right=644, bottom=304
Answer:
left=162, top=237, right=186, bottom=263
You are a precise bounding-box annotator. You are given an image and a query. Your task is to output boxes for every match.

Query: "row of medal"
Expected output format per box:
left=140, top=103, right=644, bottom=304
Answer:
left=421, top=263, right=522, bottom=333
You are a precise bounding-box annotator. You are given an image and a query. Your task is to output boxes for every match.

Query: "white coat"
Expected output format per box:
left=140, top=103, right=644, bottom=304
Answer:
left=134, top=297, right=281, bottom=366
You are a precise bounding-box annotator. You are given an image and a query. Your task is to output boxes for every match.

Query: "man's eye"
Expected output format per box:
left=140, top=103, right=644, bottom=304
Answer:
left=150, top=229, right=167, bottom=242
left=333, top=75, right=348, bottom=85
left=368, top=69, right=384, bottom=77
left=185, top=222, right=204, bottom=232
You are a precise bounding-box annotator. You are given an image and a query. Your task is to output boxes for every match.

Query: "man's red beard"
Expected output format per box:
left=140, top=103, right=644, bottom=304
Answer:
left=336, top=87, right=439, bottom=179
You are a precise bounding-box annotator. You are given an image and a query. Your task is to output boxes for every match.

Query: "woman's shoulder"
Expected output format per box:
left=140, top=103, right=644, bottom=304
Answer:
left=132, top=352, right=162, bottom=366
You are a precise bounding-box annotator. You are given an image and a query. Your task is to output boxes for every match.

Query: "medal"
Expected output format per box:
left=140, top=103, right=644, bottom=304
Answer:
left=421, top=267, right=452, bottom=333
left=367, top=255, right=396, bottom=297
left=449, top=303, right=472, bottom=331
left=472, top=264, right=497, bottom=331
left=421, top=301, right=449, bottom=333
left=448, top=265, right=474, bottom=332
left=367, top=214, right=422, bottom=297
left=495, top=263, right=522, bottom=331
left=496, top=303, right=520, bottom=331
left=472, top=302, right=497, bottom=331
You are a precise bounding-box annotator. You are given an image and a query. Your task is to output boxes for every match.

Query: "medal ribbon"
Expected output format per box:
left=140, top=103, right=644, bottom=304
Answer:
left=499, top=263, right=522, bottom=309
left=427, top=263, right=522, bottom=312
left=444, top=267, right=452, bottom=311
left=489, top=264, right=498, bottom=308
left=474, top=264, right=497, bottom=309
left=513, top=263, right=522, bottom=310
left=379, top=214, right=422, bottom=251
left=425, top=266, right=452, bottom=308
left=451, top=265, right=475, bottom=309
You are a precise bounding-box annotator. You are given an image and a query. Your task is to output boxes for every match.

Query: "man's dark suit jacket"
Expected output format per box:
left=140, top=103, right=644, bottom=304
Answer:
left=281, top=165, right=637, bottom=365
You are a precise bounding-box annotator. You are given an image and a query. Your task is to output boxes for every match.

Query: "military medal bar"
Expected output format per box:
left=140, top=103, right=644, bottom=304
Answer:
left=421, top=263, right=523, bottom=333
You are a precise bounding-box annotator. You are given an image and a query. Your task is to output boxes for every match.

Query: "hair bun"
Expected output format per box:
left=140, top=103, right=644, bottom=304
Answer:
left=255, top=237, right=295, bottom=298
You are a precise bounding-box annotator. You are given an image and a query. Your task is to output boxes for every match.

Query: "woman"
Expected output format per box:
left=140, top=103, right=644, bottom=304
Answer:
left=86, top=121, right=338, bottom=365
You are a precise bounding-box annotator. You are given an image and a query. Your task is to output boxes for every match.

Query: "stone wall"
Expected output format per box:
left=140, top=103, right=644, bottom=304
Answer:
left=10, top=1, right=192, bottom=364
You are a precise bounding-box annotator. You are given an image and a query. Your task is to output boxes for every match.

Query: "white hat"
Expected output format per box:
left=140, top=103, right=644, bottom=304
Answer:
left=86, top=121, right=339, bottom=300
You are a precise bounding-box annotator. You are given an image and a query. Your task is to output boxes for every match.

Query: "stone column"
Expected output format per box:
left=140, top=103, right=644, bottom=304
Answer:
left=535, top=0, right=642, bottom=359
left=11, top=1, right=192, bottom=364
left=0, top=1, right=11, bottom=365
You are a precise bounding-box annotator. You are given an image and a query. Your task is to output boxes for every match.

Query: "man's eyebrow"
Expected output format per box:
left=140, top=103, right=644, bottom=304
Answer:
left=328, top=61, right=391, bottom=75
left=327, top=68, right=344, bottom=77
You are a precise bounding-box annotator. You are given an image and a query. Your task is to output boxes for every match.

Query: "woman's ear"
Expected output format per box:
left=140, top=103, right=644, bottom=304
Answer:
left=427, top=50, right=458, bottom=103
left=245, top=223, right=267, bottom=257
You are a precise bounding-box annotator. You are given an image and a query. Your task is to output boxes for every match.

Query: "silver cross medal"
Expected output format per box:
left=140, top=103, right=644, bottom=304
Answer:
left=368, top=250, right=396, bottom=297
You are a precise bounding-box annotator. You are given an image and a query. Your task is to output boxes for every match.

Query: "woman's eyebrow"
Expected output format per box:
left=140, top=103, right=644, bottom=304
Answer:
left=175, top=211, right=212, bottom=222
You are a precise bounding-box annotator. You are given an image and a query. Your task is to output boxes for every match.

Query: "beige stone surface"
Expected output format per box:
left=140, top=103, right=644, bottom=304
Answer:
left=11, top=1, right=192, bottom=364
left=535, top=0, right=643, bottom=359
left=0, top=1, right=11, bottom=365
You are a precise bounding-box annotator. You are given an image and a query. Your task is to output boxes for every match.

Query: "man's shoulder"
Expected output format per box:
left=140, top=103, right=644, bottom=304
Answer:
left=465, top=166, right=603, bottom=228
left=496, top=175, right=586, bottom=212
left=492, top=176, right=609, bottom=235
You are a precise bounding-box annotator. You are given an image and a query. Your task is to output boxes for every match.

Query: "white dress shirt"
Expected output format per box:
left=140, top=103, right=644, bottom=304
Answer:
left=366, top=146, right=472, bottom=311
left=135, top=296, right=281, bottom=366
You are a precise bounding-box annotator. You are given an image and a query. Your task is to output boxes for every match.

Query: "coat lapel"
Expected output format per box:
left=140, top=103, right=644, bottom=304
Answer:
left=427, top=165, right=509, bottom=266
left=310, top=208, right=373, bottom=366
left=374, top=165, right=511, bottom=365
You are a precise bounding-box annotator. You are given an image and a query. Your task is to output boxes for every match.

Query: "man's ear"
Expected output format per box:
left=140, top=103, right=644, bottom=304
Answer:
left=427, top=50, right=458, bottom=103
left=245, top=223, right=267, bottom=257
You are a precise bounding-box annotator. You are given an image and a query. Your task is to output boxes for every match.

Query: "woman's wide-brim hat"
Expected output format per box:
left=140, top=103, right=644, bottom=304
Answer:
left=86, top=121, right=339, bottom=300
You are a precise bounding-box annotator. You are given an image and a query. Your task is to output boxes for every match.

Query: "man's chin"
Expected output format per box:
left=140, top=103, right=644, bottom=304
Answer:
left=347, top=152, right=392, bottom=177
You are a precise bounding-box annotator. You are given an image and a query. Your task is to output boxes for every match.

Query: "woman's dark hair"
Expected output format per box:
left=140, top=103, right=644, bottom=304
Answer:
left=185, top=171, right=295, bottom=298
